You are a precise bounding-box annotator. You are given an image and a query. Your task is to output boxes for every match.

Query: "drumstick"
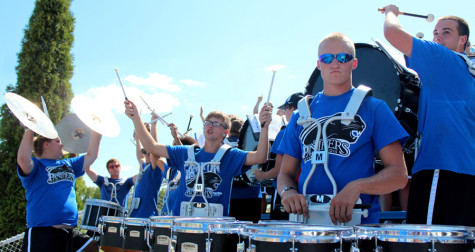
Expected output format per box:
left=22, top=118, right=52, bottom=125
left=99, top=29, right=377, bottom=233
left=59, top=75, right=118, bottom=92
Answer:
left=114, top=68, right=128, bottom=100
left=261, top=70, right=277, bottom=128
left=150, top=112, right=172, bottom=124
left=41, top=96, right=50, bottom=118
left=378, top=8, right=434, bottom=22
left=139, top=96, right=184, bottom=137
left=186, top=115, right=193, bottom=131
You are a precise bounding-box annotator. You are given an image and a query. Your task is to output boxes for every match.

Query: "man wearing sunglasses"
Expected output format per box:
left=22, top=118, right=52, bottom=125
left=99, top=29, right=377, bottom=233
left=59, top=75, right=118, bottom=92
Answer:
left=125, top=100, right=271, bottom=216
left=277, top=32, right=409, bottom=225
left=86, top=158, right=137, bottom=208
left=382, top=5, right=475, bottom=226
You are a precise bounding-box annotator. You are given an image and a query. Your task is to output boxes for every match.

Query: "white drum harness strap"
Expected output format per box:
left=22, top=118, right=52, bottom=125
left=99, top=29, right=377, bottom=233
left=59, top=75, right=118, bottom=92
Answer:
left=180, top=144, right=231, bottom=217
left=103, top=177, right=126, bottom=207
left=291, top=85, right=372, bottom=225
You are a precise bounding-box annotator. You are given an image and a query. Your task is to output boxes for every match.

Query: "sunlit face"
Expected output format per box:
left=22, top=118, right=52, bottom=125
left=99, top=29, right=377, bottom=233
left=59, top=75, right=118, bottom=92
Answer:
left=433, top=19, right=467, bottom=52
left=107, top=161, right=121, bottom=177
left=317, top=39, right=357, bottom=88
left=203, top=117, right=228, bottom=141
left=45, top=137, right=64, bottom=159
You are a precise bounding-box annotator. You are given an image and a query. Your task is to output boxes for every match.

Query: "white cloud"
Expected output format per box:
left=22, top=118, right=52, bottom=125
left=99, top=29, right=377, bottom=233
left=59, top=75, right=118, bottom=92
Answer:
left=179, top=79, right=204, bottom=87
left=125, top=73, right=181, bottom=92
left=264, top=65, right=285, bottom=72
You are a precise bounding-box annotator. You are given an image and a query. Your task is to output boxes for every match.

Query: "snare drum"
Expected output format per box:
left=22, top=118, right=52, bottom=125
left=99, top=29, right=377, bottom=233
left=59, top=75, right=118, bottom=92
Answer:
left=355, top=224, right=475, bottom=252
left=244, top=224, right=354, bottom=252
left=81, top=198, right=122, bottom=232
left=148, top=216, right=177, bottom=252
left=171, top=217, right=245, bottom=252
left=99, top=216, right=124, bottom=252
left=305, top=42, right=420, bottom=152
left=121, top=217, right=149, bottom=252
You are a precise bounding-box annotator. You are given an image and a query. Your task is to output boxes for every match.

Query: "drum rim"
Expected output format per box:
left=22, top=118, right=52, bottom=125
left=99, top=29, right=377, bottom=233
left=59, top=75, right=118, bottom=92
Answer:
left=85, top=198, right=122, bottom=208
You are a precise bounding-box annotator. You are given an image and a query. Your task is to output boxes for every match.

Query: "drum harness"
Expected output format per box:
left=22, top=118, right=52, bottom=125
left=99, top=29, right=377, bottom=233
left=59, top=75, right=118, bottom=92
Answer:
left=180, top=144, right=231, bottom=217
left=103, top=177, right=125, bottom=212
left=294, top=85, right=372, bottom=225
left=160, top=167, right=182, bottom=216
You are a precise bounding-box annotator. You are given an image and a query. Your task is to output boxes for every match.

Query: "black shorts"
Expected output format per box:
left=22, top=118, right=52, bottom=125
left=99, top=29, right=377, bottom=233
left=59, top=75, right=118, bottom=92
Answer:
left=22, top=227, right=95, bottom=252
left=406, top=169, right=475, bottom=226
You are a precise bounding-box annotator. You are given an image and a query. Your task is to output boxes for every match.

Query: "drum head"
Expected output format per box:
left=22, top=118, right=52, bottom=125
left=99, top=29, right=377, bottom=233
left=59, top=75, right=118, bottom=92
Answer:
left=305, top=43, right=401, bottom=112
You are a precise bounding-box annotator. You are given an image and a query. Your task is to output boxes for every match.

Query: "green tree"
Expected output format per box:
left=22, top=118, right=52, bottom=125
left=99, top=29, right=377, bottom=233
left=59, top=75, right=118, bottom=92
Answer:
left=0, top=0, right=75, bottom=240
left=75, top=177, right=101, bottom=211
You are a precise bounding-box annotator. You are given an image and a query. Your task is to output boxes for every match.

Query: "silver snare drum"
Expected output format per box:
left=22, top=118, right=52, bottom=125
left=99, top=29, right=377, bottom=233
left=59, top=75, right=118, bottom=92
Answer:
left=121, top=217, right=149, bottom=252
left=81, top=198, right=122, bottom=232
left=355, top=224, right=475, bottom=252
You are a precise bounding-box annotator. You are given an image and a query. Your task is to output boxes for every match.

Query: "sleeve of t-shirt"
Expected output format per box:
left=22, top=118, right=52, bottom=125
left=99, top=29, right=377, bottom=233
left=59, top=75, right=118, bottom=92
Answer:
left=70, top=155, right=85, bottom=178
left=95, top=175, right=104, bottom=187
left=166, top=145, right=188, bottom=173
left=278, top=113, right=302, bottom=160
left=126, top=177, right=134, bottom=189
left=372, top=99, right=409, bottom=152
left=405, top=37, right=446, bottom=86
left=270, top=130, right=285, bottom=155
left=17, top=157, right=40, bottom=187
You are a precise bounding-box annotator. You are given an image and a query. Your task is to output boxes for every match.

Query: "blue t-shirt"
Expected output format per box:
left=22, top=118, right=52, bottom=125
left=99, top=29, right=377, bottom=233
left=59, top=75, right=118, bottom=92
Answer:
left=406, top=38, right=475, bottom=175
left=279, top=88, right=408, bottom=224
left=130, top=162, right=163, bottom=217
left=18, top=156, right=85, bottom=228
left=269, top=129, right=285, bottom=189
left=162, top=162, right=181, bottom=216
left=166, top=145, right=248, bottom=215
left=95, top=175, right=134, bottom=207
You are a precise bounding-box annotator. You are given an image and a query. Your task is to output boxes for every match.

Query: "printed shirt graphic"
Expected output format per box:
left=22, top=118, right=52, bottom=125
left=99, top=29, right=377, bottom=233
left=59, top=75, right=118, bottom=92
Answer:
left=166, top=145, right=248, bottom=216
left=279, top=89, right=408, bottom=224
left=18, top=156, right=85, bottom=228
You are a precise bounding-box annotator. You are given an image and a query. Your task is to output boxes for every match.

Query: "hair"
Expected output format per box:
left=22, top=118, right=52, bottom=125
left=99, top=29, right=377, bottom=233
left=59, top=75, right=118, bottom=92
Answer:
left=33, top=136, right=52, bottom=157
left=228, top=114, right=243, bottom=136
left=106, top=158, right=120, bottom=169
left=438, top=16, right=470, bottom=39
left=179, top=135, right=198, bottom=145
left=205, top=111, right=231, bottom=130
left=318, top=32, right=356, bottom=56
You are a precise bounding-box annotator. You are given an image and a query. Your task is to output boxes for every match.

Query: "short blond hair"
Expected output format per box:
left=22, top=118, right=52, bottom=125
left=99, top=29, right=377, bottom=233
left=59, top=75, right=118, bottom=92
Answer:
left=205, top=111, right=231, bottom=129
left=318, top=32, right=356, bottom=56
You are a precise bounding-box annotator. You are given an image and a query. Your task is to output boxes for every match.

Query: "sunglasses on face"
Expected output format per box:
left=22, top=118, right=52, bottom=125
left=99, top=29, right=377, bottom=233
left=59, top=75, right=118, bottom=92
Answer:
left=319, top=53, right=354, bottom=64
left=204, top=120, right=226, bottom=129
left=108, top=164, right=120, bottom=169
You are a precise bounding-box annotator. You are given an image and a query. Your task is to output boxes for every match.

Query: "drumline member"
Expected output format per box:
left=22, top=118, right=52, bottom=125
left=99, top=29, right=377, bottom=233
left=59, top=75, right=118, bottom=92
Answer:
left=382, top=4, right=475, bottom=226
left=17, top=128, right=102, bottom=252
left=125, top=100, right=271, bottom=216
left=277, top=32, right=409, bottom=225
left=129, top=118, right=166, bottom=218
left=86, top=158, right=137, bottom=208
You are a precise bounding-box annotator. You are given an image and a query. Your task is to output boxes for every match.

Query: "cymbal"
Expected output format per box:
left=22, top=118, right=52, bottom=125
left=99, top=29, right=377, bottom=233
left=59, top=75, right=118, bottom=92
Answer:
left=56, top=114, right=91, bottom=154
left=71, top=95, right=120, bottom=137
left=4, top=92, right=58, bottom=139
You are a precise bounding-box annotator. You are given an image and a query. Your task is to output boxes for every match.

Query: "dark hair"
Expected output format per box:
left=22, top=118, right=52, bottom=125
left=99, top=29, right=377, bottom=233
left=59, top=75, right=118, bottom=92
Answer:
left=205, top=111, right=231, bottom=129
left=439, top=16, right=470, bottom=38
left=179, top=136, right=198, bottom=145
left=228, top=114, right=243, bottom=135
left=33, top=136, right=52, bottom=157
left=106, top=158, right=120, bottom=169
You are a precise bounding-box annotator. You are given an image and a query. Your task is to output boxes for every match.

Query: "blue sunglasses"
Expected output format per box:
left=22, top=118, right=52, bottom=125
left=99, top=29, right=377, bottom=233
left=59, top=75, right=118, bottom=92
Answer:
left=319, top=53, right=354, bottom=64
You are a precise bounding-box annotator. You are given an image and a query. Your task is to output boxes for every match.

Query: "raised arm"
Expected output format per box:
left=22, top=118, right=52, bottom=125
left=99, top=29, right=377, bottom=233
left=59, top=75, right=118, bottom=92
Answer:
left=134, top=131, right=145, bottom=168
left=253, top=95, right=263, bottom=115
left=85, top=166, right=99, bottom=183
left=244, top=105, right=271, bottom=166
left=125, top=100, right=169, bottom=159
left=200, top=106, right=205, bottom=123
left=169, top=123, right=182, bottom=146
left=381, top=4, right=414, bottom=56
left=150, top=113, right=166, bottom=171
left=17, top=130, right=35, bottom=175
left=83, top=131, right=102, bottom=171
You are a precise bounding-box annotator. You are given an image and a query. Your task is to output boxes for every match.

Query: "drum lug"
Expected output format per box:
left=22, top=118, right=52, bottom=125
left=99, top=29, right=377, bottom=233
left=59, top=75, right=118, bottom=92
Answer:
left=146, top=228, right=154, bottom=249
left=350, top=245, right=360, bottom=252
left=206, top=237, right=213, bottom=252
left=246, top=244, right=256, bottom=252
left=169, top=235, right=177, bottom=252
left=236, top=241, right=245, bottom=252
left=375, top=246, right=382, bottom=252
left=120, top=224, right=127, bottom=239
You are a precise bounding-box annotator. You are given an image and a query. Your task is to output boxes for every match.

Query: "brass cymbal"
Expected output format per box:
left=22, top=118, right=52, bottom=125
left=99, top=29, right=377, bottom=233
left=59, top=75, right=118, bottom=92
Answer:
left=4, top=92, right=58, bottom=139
left=56, top=114, right=91, bottom=154
left=71, top=95, right=120, bottom=137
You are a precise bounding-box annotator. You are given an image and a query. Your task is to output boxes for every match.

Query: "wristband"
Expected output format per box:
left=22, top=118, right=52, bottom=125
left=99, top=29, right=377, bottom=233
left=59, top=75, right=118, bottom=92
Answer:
left=280, top=186, right=296, bottom=197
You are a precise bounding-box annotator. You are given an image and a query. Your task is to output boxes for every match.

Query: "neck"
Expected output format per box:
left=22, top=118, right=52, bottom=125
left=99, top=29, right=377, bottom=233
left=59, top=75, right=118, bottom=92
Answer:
left=110, top=175, right=120, bottom=180
left=323, top=83, right=352, bottom=96
left=39, top=152, right=60, bottom=160
left=203, top=140, right=222, bottom=153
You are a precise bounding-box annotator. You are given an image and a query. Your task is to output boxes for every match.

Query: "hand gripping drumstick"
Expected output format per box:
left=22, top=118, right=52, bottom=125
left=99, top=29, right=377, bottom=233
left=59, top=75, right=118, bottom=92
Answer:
left=261, top=70, right=277, bottom=128
left=378, top=8, right=434, bottom=22
left=139, top=96, right=184, bottom=138
left=114, top=68, right=128, bottom=100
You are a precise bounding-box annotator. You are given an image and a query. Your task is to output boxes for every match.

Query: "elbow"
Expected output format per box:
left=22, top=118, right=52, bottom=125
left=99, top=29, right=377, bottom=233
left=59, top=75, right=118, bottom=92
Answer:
left=396, top=167, right=409, bottom=190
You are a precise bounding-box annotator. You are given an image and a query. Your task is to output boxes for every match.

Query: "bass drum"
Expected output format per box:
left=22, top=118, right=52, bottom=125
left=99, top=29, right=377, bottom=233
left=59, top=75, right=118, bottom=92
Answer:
left=305, top=42, right=420, bottom=153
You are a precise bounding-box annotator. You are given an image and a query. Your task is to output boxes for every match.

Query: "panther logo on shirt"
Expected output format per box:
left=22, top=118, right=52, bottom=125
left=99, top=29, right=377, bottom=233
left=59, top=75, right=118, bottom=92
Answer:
left=45, top=164, right=75, bottom=184
left=300, top=113, right=366, bottom=161
left=184, top=163, right=223, bottom=198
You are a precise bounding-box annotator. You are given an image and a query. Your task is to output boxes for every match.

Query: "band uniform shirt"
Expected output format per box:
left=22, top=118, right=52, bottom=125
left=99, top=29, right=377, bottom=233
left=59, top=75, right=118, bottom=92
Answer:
left=279, top=88, right=408, bottom=223
left=166, top=145, right=248, bottom=216
left=130, top=162, right=163, bottom=217
left=405, top=37, right=475, bottom=176
left=17, top=156, right=85, bottom=228
left=95, top=175, right=134, bottom=207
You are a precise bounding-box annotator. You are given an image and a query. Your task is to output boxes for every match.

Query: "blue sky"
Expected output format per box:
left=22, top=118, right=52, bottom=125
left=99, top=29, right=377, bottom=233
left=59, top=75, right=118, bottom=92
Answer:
left=1, top=1, right=473, bottom=187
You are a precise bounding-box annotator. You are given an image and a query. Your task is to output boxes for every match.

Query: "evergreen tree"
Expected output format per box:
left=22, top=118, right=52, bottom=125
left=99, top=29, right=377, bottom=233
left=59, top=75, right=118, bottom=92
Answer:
left=0, top=0, right=75, bottom=239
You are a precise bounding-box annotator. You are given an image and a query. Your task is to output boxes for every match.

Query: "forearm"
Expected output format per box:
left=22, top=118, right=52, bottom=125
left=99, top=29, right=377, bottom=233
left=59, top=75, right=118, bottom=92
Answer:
left=17, top=130, right=34, bottom=174
left=133, top=115, right=169, bottom=158
left=254, top=128, right=269, bottom=163
left=350, top=164, right=408, bottom=196
left=83, top=131, right=102, bottom=169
